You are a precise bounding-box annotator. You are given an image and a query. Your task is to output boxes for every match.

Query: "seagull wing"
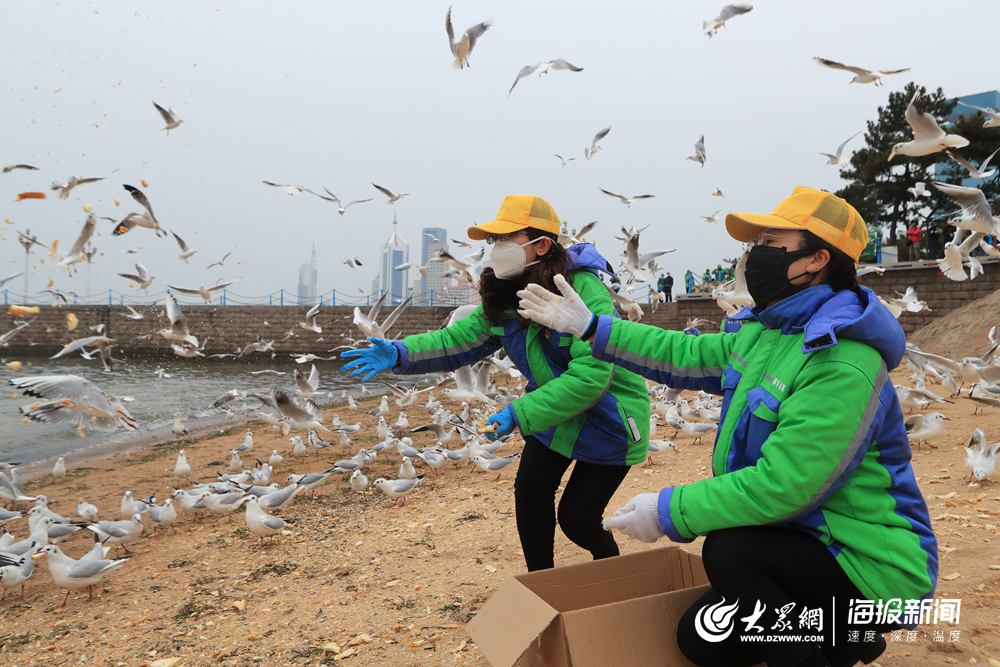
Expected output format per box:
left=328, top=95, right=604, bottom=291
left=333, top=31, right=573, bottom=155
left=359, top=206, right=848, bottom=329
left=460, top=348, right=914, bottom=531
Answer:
left=165, top=293, right=189, bottom=334
left=591, top=126, right=611, bottom=147
left=508, top=64, right=539, bottom=96
left=207, top=280, right=238, bottom=292
left=717, top=2, right=753, bottom=21
left=152, top=101, right=174, bottom=124
left=171, top=231, right=191, bottom=253
left=371, top=183, right=397, bottom=200
left=812, top=57, right=870, bottom=77
left=67, top=213, right=96, bottom=256
left=463, top=20, right=492, bottom=53
left=967, top=429, right=987, bottom=453
left=9, top=375, right=115, bottom=416
left=274, top=390, right=317, bottom=421
left=344, top=198, right=373, bottom=209
left=906, top=93, right=946, bottom=141
left=576, top=220, right=598, bottom=239
left=122, top=184, right=155, bottom=220
left=834, top=131, right=862, bottom=159
left=445, top=6, right=457, bottom=53
left=307, top=364, right=319, bottom=391
left=550, top=58, right=583, bottom=72
left=933, top=182, right=994, bottom=223
left=599, top=188, right=628, bottom=204
left=165, top=284, right=202, bottom=296
left=381, top=291, right=415, bottom=332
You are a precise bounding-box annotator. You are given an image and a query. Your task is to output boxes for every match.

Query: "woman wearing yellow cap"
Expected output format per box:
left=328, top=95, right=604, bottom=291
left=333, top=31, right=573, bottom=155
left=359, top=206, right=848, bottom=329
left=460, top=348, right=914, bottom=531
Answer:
left=516, top=187, right=937, bottom=667
left=341, top=195, right=651, bottom=571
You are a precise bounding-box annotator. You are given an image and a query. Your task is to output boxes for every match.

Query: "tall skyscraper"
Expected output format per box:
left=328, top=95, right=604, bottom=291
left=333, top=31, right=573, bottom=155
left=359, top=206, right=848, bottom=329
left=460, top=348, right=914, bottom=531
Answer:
left=380, top=212, right=409, bottom=304
left=420, top=227, right=448, bottom=305
left=297, top=244, right=318, bottom=305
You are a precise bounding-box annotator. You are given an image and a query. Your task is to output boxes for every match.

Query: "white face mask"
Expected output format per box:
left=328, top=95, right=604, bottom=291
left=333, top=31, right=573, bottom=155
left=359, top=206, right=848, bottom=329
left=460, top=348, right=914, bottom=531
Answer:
left=490, top=236, right=544, bottom=280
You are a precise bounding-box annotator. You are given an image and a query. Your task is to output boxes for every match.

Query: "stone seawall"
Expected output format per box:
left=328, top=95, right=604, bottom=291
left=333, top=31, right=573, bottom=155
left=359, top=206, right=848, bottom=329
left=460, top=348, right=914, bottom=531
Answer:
left=1, top=259, right=995, bottom=357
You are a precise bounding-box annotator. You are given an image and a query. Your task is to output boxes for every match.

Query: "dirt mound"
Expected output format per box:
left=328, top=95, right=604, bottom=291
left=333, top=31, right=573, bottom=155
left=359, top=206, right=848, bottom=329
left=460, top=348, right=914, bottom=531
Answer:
left=907, top=287, right=1000, bottom=358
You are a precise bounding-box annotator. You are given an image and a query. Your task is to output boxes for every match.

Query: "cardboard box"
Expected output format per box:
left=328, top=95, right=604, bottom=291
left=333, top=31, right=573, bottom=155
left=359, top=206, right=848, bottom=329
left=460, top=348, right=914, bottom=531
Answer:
left=466, top=546, right=712, bottom=667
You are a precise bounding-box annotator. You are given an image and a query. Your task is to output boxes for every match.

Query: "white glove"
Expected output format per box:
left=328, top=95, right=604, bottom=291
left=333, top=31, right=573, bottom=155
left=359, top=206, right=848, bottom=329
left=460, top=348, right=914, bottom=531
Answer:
left=516, top=273, right=595, bottom=339
left=601, top=493, right=664, bottom=543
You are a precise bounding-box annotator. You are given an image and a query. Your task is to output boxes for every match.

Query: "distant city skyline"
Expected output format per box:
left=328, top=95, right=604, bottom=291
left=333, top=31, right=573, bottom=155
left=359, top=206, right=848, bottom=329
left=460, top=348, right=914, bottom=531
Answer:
left=297, top=244, right=317, bottom=305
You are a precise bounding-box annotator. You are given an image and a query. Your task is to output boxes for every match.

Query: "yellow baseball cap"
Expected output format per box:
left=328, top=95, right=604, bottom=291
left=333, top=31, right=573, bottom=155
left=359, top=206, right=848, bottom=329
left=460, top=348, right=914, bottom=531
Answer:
left=725, top=186, right=869, bottom=262
left=467, top=195, right=561, bottom=241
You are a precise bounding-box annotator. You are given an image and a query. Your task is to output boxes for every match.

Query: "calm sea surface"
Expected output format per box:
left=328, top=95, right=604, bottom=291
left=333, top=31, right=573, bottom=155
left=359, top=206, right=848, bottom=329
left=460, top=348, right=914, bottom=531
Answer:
left=0, top=355, right=414, bottom=466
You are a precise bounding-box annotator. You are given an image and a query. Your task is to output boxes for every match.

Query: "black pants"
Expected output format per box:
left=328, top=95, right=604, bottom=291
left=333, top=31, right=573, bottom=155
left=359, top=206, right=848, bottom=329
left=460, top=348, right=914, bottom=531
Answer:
left=678, top=526, right=897, bottom=667
left=513, top=436, right=630, bottom=571
left=665, top=291, right=673, bottom=303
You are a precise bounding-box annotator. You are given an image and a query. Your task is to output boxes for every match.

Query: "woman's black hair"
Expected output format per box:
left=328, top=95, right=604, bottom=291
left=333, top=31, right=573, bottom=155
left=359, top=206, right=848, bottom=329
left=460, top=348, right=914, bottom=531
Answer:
left=801, top=231, right=859, bottom=293
left=478, top=227, right=572, bottom=325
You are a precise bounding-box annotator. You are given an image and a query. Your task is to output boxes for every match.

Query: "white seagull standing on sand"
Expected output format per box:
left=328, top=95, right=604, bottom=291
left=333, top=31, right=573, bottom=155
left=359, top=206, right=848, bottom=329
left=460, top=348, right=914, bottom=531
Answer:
left=152, top=101, right=183, bottom=134
left=812, top=57, right=910, bottom=86
left=703, top=3, right=753, bottom=38
left=584, top=126, right=611, bottom=160
left=445, top=6, right=492, bottom=70
left=820, top=131, right=862, bottom=165
left=889, top=92, right=970, bottom=161
left=508, top=59, right=583, bottom=96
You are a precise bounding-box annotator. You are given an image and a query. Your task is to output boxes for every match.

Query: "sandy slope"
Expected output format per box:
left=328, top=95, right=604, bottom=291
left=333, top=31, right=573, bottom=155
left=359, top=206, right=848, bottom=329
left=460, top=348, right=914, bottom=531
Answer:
left=1, top=377, right=999, bottom=667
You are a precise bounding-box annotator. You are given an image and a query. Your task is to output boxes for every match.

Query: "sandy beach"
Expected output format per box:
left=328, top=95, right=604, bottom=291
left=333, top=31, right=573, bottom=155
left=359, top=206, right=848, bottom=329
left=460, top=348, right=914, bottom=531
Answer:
left=2, top=376, right=1000, bottom=667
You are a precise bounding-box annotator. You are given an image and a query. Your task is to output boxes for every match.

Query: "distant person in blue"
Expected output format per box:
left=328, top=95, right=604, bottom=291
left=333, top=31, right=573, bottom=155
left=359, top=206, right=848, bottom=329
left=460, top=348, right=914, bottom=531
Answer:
left=684, top=270, right=695, bottom=294
left=712, top=264, right=727, bottom=282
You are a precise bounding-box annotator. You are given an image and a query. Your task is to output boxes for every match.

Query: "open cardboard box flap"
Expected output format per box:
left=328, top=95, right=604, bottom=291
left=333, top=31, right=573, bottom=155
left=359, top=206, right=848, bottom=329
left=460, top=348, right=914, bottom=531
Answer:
left=465, top=577, right=562, bottom=667
left=466, top=546, right=711, bottom=667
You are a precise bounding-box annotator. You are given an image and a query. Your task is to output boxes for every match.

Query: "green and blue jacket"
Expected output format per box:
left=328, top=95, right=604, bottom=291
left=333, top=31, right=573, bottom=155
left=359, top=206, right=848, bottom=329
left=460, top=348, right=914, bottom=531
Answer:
left=391, top=244, right=650, bottom=466
left=590, top=284, right=937, bottom=627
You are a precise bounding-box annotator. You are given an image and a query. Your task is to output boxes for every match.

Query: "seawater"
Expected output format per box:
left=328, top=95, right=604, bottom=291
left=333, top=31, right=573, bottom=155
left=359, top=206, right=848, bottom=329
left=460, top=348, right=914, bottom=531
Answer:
left=0, top=355, right=418, bottom=466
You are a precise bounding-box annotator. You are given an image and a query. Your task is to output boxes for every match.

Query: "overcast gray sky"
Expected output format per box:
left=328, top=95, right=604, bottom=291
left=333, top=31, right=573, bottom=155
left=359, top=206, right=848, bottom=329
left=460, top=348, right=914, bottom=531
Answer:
left=1, top=1, right=997, bottom=305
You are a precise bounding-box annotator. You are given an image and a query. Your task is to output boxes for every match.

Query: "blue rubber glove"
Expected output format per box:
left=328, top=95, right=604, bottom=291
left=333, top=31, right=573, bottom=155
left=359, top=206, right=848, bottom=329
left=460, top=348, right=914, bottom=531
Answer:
left=339, top=338, right=398, bottom=382
left=484, top=405, right=517, bottom=441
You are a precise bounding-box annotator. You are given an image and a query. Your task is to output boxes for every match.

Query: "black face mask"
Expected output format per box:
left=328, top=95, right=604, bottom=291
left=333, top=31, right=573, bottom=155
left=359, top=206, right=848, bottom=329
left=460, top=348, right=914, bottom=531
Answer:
left=744, top=245, right=818, bottom=307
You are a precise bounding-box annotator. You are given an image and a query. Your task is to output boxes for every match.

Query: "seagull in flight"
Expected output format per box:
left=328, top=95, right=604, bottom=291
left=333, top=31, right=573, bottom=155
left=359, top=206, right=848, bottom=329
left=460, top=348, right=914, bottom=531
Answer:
left=51, top=175, right=105, bottom=199
left=2, top=164, right=39, bottom=174
left=907, top=182, right=931, bottom=199
left=703, top=3, right=753, bottom=38
left=812, top=57, right=910, bottom=86
left=584, top=126, right=611, bottom=160
left=344, top=257, right=362, bottom=268
left=152, top=102, right=183, bottom=133
left=262, top=181, right=329, bottom=199
left=711, top=187, right=725, bottom=198
left=889, top=92, right=969, bottom=161
left=701, top=210, right=722, bottom=224
left=59, top=213, right=96, bottom=270
left=372, top=183, right=409, bottom=204
left=323, top=190, right=373, bottom=216
left=820, top=131, right=862, bottom=165
left=116, top=184, right=165, bottom=237
left=508, top=59, right=583, bottom=97
left=599, top=188, right=655, bottom=207
left=423, top=232, right=441, bottom=243
left=687, top=135, right=712, bottom=168
left=299, top=304, right=322, bottom=333
left=118, top=263, right=155, bottom=293
left=946, top=147, right=999, bottom=180
left=933, top=182, right=1000, bottom=237
left=957, top=101, right=1000, bottom=128
left=171, top=231, right=197, bottom=262
left=206, top=252, right=233, bottom=269
left=445, top=6, right=492, bottom=70
left=166, top=280, right=239, bottom=304
left=554, top=154, right=576, bottom=167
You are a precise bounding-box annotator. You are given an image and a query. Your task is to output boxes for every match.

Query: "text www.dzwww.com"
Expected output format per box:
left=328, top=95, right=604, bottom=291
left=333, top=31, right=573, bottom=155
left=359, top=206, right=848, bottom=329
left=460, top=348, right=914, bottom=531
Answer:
left=741, top=635, right=824, bottom=643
